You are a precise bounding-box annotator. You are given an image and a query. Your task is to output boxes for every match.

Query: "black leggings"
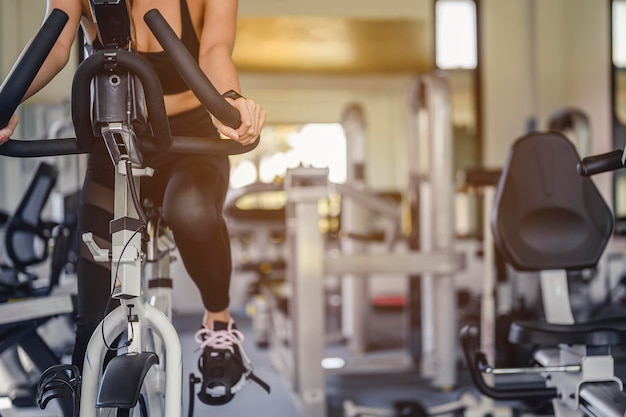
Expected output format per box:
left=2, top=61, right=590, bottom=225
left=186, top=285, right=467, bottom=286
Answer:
left=72, top=107, right=231, bottom=369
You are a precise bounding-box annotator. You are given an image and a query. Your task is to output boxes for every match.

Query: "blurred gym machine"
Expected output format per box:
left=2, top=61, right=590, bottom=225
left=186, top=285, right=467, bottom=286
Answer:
left=449, top=107, right=594, bottom=374
left=341, top=105, right=597, bottom=417
left=274, top=72, right=465, bottom=417
left=0, top=162, right=76, bottom=416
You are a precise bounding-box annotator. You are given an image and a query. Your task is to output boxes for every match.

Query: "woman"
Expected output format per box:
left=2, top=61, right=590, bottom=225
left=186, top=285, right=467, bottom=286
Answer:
left=0, top=0, right=266, bottom=405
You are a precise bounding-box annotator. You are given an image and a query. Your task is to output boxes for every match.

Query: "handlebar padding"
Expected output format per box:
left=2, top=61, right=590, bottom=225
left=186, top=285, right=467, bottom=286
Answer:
left=0, top=138, right=82, bottom=157
left=577, top=150, right=623, bottom=177
left=0, top=9, right=69, bottom=128
left=0, top=134, right=256, bottom=157
left=142, top=135, right=256, bottom=155
left=143, top=9, right=241, bottom=129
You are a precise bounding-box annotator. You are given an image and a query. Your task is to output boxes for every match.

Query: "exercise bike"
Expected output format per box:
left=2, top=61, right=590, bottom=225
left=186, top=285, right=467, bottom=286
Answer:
left=0, top=2, right=259, bottom=417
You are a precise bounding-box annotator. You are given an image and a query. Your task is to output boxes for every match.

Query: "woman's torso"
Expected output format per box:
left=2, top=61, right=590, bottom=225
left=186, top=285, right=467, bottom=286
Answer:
left=79, top=0, right=205, bottom=115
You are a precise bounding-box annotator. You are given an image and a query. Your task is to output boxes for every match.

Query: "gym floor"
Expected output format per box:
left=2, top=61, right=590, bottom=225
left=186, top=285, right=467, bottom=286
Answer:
left=0, top=307, right=479, bottom=417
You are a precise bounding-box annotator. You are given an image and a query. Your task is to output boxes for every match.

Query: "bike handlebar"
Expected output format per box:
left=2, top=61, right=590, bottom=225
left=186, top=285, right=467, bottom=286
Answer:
left=0, top=8, right=257, bottom=158
left=0, top=9, right=69, bottom=129
left=144, top=9, right=241, bottom=130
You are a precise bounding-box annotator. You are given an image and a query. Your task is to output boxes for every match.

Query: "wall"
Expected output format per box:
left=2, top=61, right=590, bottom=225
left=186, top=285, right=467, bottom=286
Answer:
left=480, top=0, right=611, bottom=201
left=563, top=0, right=612, bottom=200
left=480, top=0, right=535, bottom=167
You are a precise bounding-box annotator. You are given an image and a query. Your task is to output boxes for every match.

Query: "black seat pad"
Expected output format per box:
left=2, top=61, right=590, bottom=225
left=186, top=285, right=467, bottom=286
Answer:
left=492, top=133, right=621, bottom=346
left=492, top=132, right=613, bottom=271
left=510, top=317, right=626, bottom=346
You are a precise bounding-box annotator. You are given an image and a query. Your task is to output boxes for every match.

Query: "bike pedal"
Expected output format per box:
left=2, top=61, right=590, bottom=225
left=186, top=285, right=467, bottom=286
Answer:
left=37, top=364, right=81, bottom=410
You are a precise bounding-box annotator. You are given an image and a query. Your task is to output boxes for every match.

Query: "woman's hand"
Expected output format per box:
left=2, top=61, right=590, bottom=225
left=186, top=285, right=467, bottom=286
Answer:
left=213, top=97, right=266, bottom=146
left=0, top=115, right=18, bottom=145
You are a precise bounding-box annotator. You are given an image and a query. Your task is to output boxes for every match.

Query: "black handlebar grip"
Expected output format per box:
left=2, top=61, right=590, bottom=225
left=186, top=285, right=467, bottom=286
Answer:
left=577, top=149, right=624, bottom=177
left=143, top=9, right=241, bottom=129
left=0, top=138, right=83, bottom=157
left=0, top=9, right=69, bottom=128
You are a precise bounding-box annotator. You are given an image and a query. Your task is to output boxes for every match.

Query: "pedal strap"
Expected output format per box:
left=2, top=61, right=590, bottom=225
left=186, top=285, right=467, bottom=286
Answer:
left=245, top=370, right=270, bottom=394
left=230, top=352, right=270, bottom=394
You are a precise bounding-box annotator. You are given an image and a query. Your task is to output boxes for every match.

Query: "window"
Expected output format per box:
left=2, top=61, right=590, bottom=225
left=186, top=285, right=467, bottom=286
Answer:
left=229, top=123, right=347, bottom=189
left=435, top=0, right=478, bottom=70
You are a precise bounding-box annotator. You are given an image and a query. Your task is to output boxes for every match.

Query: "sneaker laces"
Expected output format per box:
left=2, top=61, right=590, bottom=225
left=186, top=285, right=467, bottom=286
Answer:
left=194, top=319, right=271, bottom=395
left=194, top=320, right=254, bottom=369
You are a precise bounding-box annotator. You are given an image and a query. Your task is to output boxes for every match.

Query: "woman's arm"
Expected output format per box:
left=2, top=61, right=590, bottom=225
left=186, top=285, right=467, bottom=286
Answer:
left=199, top=0, right=265, bottom=145
left=0, top=0, right=83, bottom=143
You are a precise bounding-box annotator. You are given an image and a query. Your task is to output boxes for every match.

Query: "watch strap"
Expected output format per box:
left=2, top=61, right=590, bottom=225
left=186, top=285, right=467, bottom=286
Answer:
left=221, top=89, right=245, bottom=100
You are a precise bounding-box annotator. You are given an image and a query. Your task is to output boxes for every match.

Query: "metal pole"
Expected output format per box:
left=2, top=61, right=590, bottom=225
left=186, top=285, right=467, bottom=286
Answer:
left=426, top=73, right=457, bottom=390
left=285, top=167, right=329, bottom=417
left=340, top=104, right=369, bottom=354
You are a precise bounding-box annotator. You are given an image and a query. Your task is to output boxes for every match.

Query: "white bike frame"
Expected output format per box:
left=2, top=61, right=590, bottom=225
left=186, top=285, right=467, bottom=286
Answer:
left=80, top=147, right=183, bottom=417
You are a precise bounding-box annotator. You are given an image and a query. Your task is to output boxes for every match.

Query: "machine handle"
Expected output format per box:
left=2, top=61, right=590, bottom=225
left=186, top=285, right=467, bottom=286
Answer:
left=0, top=9, right=69, bottom=128
left=577, top=150, right=624, bottom=177
left=143, top=9, right=241, bottom=129
left=459, top=325, right=557, bottom=401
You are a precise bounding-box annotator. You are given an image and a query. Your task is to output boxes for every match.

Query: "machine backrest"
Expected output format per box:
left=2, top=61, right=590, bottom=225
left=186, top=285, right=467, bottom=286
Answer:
left=4, top=162, right=59, bottom=271
left=492, top=132, right=613, bottom=272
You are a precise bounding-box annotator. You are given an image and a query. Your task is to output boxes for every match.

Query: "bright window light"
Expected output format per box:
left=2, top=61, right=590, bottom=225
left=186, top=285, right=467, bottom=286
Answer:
left=230, top=159, right=258, bottom=188
left=286, top=124, right=347, bottom=184
left=436, top=0, right=477, bottom=69
left=229, top=123, right=347, bottom=189
left=614, top=1, right=626, bottom=67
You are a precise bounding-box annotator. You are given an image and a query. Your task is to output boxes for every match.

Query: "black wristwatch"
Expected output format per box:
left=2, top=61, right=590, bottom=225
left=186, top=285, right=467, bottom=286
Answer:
left=221, top=90, right=245, bottom=101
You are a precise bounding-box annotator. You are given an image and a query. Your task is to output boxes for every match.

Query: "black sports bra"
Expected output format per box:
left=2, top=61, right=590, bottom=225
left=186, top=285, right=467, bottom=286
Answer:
left=137, top=0, right=200, bottom=95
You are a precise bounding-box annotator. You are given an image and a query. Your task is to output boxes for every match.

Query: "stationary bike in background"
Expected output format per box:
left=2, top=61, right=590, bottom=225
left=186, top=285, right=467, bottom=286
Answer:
left=461, top=131, right=626, bottom=417
left=0, top=161, right=64, bottom=300
left=0, top=160, right=76, bottom=412
left=0, top=2, right=259, bottom=417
